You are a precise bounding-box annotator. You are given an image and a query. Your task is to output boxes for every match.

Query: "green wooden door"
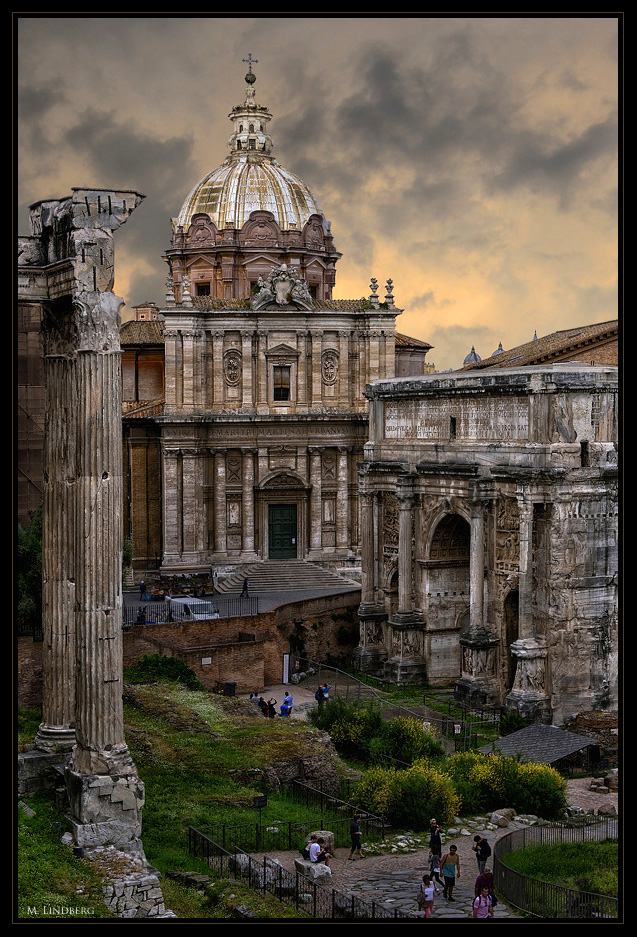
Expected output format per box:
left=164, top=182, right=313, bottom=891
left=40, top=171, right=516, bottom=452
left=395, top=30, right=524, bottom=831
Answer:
left=268, top=504, right=298, bottom=558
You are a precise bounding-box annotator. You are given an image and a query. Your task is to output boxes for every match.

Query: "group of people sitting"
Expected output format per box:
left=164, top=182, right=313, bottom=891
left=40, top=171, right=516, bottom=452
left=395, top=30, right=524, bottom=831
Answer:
left=249, top=691, right=293, bottom=718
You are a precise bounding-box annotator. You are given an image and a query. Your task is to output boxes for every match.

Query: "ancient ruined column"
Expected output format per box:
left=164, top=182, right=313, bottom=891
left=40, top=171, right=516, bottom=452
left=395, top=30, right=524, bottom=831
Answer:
left=469, top=498, right=486, bottom=632
left=517, top=497, right=534, bottom=640
left=359, top=489, right=376, bottom=608
left=395, top=482, right=416, bottom=621
left=65, top=290, right=145, bottom=852
left=35, top=304, right=77, bottom=753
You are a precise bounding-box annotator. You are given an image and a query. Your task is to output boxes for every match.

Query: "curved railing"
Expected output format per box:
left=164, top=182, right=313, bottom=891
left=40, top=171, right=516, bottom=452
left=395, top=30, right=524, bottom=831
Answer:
left=493, top=816, right=619, bottom=919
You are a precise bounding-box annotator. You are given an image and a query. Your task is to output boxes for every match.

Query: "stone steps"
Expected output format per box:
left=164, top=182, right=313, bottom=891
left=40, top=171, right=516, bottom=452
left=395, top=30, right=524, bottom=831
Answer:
left=216, top=560, right=361, bottom=594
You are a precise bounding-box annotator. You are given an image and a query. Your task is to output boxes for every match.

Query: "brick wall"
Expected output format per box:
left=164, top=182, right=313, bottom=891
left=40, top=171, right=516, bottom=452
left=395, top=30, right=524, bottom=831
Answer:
left=18, top=594, right=362, bottom=704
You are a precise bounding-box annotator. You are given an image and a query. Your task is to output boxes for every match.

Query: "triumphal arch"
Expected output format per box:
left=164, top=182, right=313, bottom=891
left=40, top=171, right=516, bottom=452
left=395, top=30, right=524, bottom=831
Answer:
left=355, top=364, right=618, bottom=725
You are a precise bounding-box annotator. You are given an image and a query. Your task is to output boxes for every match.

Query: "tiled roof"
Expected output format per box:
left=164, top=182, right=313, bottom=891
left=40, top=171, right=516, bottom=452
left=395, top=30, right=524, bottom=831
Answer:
left=395, top=331, right=433, bottom=349
left=478, top=724, right=597, bottom=764
left=120, top=319, right=165, bottom=345
left=461, top=320, right=618, bottom=370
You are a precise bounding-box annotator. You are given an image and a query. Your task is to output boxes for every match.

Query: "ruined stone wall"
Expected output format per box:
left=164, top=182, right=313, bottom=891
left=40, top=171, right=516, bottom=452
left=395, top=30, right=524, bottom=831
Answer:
left=17, top=636, right=43, bottom=709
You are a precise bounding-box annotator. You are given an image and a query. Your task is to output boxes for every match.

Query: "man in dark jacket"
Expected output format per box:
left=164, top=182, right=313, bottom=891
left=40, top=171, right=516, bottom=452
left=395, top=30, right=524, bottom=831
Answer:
left=472, top=835, right=492, bottom=874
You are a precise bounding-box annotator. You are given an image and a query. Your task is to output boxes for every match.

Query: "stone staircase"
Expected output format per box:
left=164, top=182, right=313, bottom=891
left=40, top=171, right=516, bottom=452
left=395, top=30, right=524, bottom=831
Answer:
left=215, top=560, right=361, bottom=594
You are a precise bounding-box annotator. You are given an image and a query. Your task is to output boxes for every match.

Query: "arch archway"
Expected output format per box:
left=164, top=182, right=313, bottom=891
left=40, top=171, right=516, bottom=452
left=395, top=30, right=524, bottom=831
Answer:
left=423, top=513, right=471, bottom=682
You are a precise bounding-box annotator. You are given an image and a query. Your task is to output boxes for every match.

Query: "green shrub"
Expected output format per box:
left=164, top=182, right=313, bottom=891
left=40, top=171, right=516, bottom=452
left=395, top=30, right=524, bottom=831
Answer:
left=124, top=654, right=204, bottom=690
left=445, top=751, right=567, bottom=819
left=354, top=760, right=460, bottom=828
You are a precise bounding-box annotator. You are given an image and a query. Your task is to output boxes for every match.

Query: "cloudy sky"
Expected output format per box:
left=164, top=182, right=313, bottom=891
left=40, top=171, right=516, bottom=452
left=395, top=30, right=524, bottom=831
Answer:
left=17, top=15, right=619, bottom=371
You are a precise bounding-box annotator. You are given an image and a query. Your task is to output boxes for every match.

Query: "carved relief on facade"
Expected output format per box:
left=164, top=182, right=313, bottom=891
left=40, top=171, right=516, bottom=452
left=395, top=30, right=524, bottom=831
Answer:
left=303, top=216, right=325, bottom=250
left=226, top=452, right=242, bottom=485
left=240, top=212, right=280, bottom=247
left=496, top=496, right=520, bottom=571
left=321, top=450, right=336, bottom=480
left=364, top=620, right=385, bottom=648
left=321, top=349, right=339, bottom=385
left=186, top=214, right=217, bottom=246
left=382, top=491, right=399, bottom=548
left=223, top=350, right=242, bottom=386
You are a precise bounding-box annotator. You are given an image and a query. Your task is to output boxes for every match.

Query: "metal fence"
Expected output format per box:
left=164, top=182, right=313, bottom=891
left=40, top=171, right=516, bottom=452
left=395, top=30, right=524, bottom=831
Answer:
left=122, top=595, right=259, bottom=624
left=196, top=810, right=385, bottom=855
left=494, top=816, right=619, bottom=919
left=293, top=657, right=491, bottom=752
left=188, top=829, right=413, bottom=919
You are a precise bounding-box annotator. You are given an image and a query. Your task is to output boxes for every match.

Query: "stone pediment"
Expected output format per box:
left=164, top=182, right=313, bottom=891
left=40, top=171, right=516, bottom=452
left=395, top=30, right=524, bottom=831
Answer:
left=264, top=343, right=299, bottom=357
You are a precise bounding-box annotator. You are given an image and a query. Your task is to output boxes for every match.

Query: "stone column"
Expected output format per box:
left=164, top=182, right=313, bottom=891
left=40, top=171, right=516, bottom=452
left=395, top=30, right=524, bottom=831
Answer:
left=242, top=331, right=253, bottom=408
left=65, top=291, right=144, bottom=852
left=469, top=498, right=486, bottom=632
left=297, top=330, right=308, bottom=407
left=355, top=482, right=388, bottom=676
left=338, top=331, right=350, bottom=408
left=517, top=497, right=534, bottom=640
left=214, top=450, right=227, bottom=555
left=242, top=448, right=257, bottom=557
left=35, top=304, right=77, bottom=753
left=308, top=447, right=323, bottom=555
left=336, top=447, right=349, bottom=552
left=504, top=493, right=551, bottom=722
left=395, top=482, right=417, bottom=622
left=359, top=490, right=376, bottom=609
left=310, top=331, right=322, bottom=405
left=212, top=331, right=224, bottom=405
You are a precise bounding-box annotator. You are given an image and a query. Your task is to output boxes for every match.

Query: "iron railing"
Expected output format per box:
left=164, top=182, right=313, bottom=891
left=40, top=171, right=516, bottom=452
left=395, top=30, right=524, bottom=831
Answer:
left=293, top=657, right=490, bottom=752
left=188, top=829, right=412, bottom=919
left=123, top=595, right=259, bottom=624
left=494, top=816, right=619, bottom=919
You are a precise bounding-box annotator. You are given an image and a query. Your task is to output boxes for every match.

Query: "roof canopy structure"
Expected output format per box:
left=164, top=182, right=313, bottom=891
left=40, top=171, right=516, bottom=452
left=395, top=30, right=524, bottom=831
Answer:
left=478, top=724, right=597, bottom=764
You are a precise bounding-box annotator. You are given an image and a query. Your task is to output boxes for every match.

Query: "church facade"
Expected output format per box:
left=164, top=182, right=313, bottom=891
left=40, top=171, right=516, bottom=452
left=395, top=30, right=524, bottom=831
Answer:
left=123, top=65, right=430, bottom=573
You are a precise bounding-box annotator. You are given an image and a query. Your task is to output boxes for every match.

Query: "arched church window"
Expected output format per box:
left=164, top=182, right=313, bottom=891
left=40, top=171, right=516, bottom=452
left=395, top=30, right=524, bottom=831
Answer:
left=249, top=123, right=254, bottom=132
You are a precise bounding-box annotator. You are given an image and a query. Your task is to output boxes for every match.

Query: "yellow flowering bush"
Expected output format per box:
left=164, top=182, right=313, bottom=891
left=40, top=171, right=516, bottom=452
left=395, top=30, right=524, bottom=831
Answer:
left=354, top=760, right=460, bottom=828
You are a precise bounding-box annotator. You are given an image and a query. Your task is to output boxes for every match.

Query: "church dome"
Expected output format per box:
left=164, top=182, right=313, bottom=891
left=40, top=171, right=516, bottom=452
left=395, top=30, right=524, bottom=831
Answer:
left=175, top=64, right=326, bottom=234
left=463, top=345, right=482, bottom=364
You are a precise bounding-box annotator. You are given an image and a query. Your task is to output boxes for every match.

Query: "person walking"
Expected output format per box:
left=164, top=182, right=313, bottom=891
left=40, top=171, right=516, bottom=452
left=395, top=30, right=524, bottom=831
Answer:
left=348, top=814, right=365, bottom=860
left=472, top=835, right=492, bottom=874
left=428, top=818, right=442, bottom=856
left=428, top=849, right=443, bottom=886
left=417, top=874, right=439, bottom=919
left=440, top=844, right=460, bottom=900
left=139, top=579, right=146, bottom=600
left=240, top=577, right=249, bottom=598
left=472, top=886, right=494, bottom=919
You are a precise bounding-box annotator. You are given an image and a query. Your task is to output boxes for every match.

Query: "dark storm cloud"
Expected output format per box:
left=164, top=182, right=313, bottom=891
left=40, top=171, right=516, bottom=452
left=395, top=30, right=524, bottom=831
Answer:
left=492, top=114, right=618, bottom=209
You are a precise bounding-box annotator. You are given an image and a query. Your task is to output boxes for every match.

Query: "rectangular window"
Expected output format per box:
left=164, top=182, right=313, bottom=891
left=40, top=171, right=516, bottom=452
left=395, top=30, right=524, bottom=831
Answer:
left=195, top=283, right=210, bottom=296
left=273, top=366, right=291, bottom=401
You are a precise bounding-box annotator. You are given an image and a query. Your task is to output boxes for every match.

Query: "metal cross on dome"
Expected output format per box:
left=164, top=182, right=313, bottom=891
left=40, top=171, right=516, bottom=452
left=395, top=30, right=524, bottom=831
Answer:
left=243, top=53, right=258, bottom=73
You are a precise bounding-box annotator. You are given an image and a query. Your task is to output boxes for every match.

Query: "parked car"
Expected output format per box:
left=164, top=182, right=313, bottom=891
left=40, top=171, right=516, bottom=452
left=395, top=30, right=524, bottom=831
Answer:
left=167, top=596, right=220, bottom=621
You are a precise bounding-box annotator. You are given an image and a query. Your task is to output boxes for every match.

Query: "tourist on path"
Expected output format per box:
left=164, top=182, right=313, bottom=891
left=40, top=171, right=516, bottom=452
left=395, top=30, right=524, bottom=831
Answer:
left=474, top=867, right=495, bottom=900
left=428, top=849, right=443, bottom=886
left=139, top=579, right=146, bottom=600
left=241, top=578, right=249, bottom=598
left=417, top=874, right=439, bottom=919
left=441, top=844, right=460, bottom=900
left=472, top=886, right=494, bottom=919
left=472, top=835, right=492, bottom=874
left=428, top=818, right=442, bottom=855
left=348, top=814, right=365, bottom=860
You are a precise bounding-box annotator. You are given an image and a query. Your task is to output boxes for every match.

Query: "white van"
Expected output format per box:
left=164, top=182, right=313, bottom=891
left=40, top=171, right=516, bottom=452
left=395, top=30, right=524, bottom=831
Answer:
left=167, top=597, right=220, bottom=621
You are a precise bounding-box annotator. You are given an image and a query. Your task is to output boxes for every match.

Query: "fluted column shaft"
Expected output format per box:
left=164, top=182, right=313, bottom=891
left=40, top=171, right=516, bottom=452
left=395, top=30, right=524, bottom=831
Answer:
left=36, top=314, right=77, bottom=752
left=72, top=292, right=131, bottom=775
